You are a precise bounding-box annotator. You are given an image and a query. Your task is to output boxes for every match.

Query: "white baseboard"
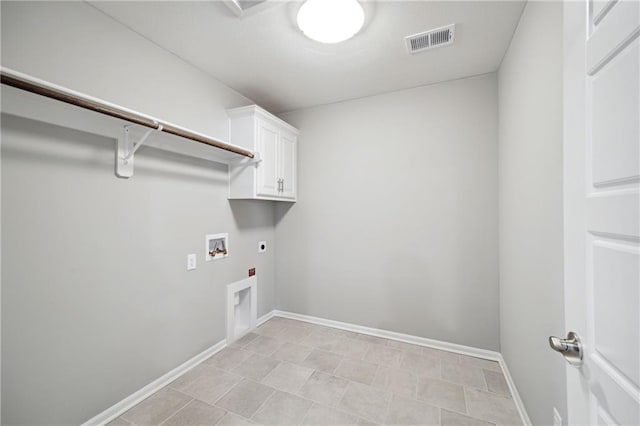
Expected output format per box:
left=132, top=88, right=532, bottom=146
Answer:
left=273, top=310, right=500, bottom=361
left=82, top=339, right=227, bottom=426
left=257, top=310, right=275, bottom=326
left=498, top=354, right=532, bottom=426
left=272, top=310, right=531, bottom=426
left=83, top=310, right=275, bottom=425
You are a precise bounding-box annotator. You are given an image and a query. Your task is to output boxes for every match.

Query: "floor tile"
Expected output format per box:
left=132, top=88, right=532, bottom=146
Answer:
left=299, top=330, right=341, bottom=350
left=302, top=403, right=358, bottom=426
left=302, top=349, right=343, bottom=373
left=255, top=320, right=286, bottom=338
left=465, top=388, right=521, bottom=425
left=371, top=366, right=417, bottom=398
left=399, top=352, right=441, bottom=378
left=232, top=353, right=280, bottom=381
left=326, top=328, right=360, bottom=339
left=416, top=377, right=466, bottom=413
left=334, top=358, right=378, bottom=385
left=272, top=342, right=313, bottom=364
left=441, top=409, right=495, bottom=426
left=356, top=334, right=389, bottom=346
left=162, top=399, right=226, bottom=425
left=169, top=364, right=217, bottom=392
left=364, top=345, right=403, bottom=367
left=215, top=379, right=275, bottom=418
left=121, top=388, right=192, bottom=425
left=288, top=321, right=323, bottom=332
left=215, top=412, right=256, bottom=425
left=356, top=418, right=379, bottom=426
left=262, top=362, right=314, bottom=393
left=233, top=332, right=260, bottom=347
left=385, top=394, right=439, bottom=425
left=298, top=371, right=350, bottom=406
left=252, top=390, right=313, bottom=425
left=244, top=335, right=283, bottom=355
left=441, top=361, right=487, bottom=390
left=386, top=340, right=423, bottom=353
left=459, top=355, right=501, bottom=372
left=180, top=368, right=242, bottom=405
left=330, top=337, right=371, bottom=359
left=483, top=370, right=510, bottom=396
left=422, top=347, right=461, bottom=362
left=206, top=347, right=254, bottom=371
left=337, top=382, right=391, bottom=424
left=273, top=326, right=313, bottom=343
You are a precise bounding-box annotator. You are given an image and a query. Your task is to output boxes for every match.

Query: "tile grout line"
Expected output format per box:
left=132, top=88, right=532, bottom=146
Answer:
left=334, top=376, right=354, bottom=418
left=381, top=389, right=394, bottom=425
left=156, top=389, right=194, bottom=426
left=212, top=399, right=259, bottom=425
left=156, top=397, right=195, bottom=426
left=480, top=368, right=490, bottom=393
left=248, top=386, right=279, bottom=422
left=211, top=375, right=246, bottom=411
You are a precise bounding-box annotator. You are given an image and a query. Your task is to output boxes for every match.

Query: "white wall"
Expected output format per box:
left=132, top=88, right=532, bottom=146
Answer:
left=277, top=74, right=500, bottom=350
left=1, top=2, right=274, bottom=424
left=498, top=2, right=566, bottom=425
left=1, top=1, right=569, bottom=424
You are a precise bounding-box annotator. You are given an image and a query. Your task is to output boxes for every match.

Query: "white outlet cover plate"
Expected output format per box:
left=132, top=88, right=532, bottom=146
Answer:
left=187, top=254, right=197, bottom=270
left=258, top=241, right=267, bottom=253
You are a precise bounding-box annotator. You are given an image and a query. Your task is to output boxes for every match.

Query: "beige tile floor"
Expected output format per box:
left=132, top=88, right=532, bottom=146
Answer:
left=108, top=318, right=523, bottom=426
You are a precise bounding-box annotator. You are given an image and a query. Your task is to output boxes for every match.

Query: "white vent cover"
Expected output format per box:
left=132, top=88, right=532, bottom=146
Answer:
left=405, top=24, right=455, bottom=54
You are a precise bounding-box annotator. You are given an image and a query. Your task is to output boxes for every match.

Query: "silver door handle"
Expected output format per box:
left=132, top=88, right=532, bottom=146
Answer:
left=549, top=331, right=583, bottom=366
left=277, top=178, right=282, bottom=192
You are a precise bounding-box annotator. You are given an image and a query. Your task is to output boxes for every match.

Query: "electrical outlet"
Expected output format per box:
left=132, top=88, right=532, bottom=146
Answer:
left=258, top=241, right=267, bottom=253
left=187, top=254, right=196, bottom=271
left=553, top=408, right=562, bottom=426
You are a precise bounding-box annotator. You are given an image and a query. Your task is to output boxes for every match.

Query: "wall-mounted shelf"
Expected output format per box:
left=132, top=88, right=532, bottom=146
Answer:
left=0, top=67, right=260, bottom=176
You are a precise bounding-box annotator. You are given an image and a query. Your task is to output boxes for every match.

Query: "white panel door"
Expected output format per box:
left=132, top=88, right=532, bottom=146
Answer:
left=563, top=1, right=640, bottom=425
left=256, top=118, right=279, bottom=197
left=279, top=131, right=297, bottom=199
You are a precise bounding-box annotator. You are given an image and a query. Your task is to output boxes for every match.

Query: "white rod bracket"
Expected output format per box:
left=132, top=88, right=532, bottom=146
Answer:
left=116, top=124, right=161, bottom=178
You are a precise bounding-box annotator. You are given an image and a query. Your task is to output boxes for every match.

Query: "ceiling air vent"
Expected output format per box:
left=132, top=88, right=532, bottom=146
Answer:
left=223, top=0, right=272, bottom=17
left=405, top=24, right=455, bottom=54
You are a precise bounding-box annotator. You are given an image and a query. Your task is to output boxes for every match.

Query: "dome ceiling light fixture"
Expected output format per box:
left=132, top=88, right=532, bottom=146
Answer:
left=296, top=0, right=365, bottom=44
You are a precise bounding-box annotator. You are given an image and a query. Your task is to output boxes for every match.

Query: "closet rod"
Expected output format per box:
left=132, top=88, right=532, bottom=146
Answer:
left=0, top=69, right=255, bottom=159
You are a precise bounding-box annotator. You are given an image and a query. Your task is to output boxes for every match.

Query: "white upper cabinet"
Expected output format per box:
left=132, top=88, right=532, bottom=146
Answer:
left=228, top=105, right=298, bottom=202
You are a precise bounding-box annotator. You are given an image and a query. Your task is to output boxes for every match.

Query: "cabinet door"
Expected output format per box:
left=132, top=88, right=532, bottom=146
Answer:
left=279, top=131, right=297, bottom=199
left=256, top=119, right=279, bottom=197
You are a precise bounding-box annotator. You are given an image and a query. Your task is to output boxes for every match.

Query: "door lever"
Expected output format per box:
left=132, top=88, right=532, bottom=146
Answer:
left=549, top=331, right=583, bottom=366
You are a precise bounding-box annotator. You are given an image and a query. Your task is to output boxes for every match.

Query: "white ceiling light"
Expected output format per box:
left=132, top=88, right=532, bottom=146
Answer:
left=297, top=0, right=365, bottom=44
